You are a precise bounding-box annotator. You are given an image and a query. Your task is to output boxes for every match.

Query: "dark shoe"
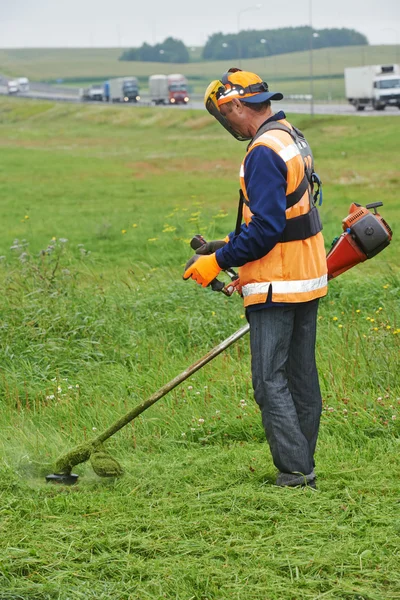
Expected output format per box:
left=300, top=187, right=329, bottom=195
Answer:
left=276, top=470, right=316, bottom=489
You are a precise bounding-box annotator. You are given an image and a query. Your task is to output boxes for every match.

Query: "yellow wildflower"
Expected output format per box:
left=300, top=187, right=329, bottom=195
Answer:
left=370, top=318, right=375, bottom=323
left=147, top=238, right=158, bottom=242
left=132, top=223, right=137, bottom=228
left=338, top=324, right=343, bottom=329
left=24, top=215, right=29, bottom=220
left=121, top=229, right=127, bottom=234
left=52, top=236, right=57, bottom=241
left=332, top=316, right=338, bottom=321
left=356, top=309, right=361, bottom=313
left=386, top=325, right=391, bottom=330
left=383, top=284, right=389, bottom=289
left=373, top=327, right=378, bottom=331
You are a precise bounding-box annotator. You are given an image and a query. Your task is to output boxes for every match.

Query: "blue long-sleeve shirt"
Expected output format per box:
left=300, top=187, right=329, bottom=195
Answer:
left=215, top=112, right=288, bottom=270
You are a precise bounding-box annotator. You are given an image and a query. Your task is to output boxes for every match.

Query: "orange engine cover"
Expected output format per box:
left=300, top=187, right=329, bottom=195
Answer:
left=327, top=231, right=367, bottom=280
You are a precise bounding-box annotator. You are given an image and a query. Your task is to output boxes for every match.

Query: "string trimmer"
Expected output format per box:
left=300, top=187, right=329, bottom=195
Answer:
left=46, top=202, right=392, bottom=484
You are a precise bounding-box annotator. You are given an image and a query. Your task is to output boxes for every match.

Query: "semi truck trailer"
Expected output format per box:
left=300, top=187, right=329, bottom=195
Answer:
left=345, top=64, right=400, bottom=111
left=149, top=74, right=189, bottom=105
left=108, top=77, right=140, bottom=103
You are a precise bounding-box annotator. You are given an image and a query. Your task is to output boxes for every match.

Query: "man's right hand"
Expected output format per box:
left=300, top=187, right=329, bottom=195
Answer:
left=195, top=238, right=229, bottom=255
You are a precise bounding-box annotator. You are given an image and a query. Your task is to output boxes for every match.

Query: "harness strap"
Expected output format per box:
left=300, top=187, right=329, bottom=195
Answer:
left=235, top=190, right=245, bottom=236
left=280, top=206, right=323, bottom=243
left=286, top=174, right=309, bottom=209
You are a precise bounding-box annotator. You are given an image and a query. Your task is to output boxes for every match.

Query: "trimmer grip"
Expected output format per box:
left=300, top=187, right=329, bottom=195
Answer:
left=190, top=235, right=224, bottom=292
left=210, top=279, right=225, bottom=292
left=190, top=235, right=207, bottom=251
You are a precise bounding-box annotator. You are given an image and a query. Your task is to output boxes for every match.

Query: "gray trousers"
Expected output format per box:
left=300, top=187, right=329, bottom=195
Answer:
left=248, top=299, right=321, bottom=478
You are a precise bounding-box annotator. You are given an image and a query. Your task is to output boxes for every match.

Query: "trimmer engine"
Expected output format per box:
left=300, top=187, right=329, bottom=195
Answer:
left=327, top=202, right=392, bottom=280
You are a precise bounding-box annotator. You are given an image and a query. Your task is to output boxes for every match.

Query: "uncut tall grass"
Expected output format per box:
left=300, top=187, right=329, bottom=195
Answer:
left=0, top=97, right=399, bottom=600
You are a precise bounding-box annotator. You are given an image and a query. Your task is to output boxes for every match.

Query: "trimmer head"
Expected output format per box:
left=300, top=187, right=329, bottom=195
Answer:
left=45, top=473, right=79, bottom=485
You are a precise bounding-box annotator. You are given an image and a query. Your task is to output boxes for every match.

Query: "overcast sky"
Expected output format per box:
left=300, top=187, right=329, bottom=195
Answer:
left=1, top=0, right=399, bottom=48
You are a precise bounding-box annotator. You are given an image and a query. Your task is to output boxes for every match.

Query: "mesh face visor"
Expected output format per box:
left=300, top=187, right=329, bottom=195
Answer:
left=204, top=80, right=251, bottom=142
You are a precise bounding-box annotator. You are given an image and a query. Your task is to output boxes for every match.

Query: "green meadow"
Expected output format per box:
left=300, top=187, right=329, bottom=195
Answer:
left=0, top=97, right=399, bottom=599
left=1, top=44, right=400, bottom=99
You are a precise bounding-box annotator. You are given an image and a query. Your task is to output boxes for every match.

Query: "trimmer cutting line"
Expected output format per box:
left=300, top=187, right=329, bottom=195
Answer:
left=46, top=202, right=392, bottom=484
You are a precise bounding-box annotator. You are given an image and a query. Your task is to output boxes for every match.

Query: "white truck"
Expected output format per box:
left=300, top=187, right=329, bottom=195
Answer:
left=17, top=77, right=30, bottom=93
left=108, top=77, right=140, bottom=103
left=7, top=80, right=19, bottom=94
left=79, top=85, right=104, bottom=102
left=344, top=64, right=400, bottom=111
left=149, top=74, right=189, bottom=105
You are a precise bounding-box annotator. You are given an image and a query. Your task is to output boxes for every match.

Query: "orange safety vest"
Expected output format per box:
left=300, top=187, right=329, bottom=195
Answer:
left=239, top=118, right=328, bottom=306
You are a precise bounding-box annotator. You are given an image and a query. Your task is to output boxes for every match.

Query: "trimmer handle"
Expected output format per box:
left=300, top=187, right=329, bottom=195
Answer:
left=190, top=234, right=207, bottom=250
left=366, top=202, right=383, bottom=214
left=189, top=234, right=239, bottom=295
left=190, top=235, right=225, bottom=292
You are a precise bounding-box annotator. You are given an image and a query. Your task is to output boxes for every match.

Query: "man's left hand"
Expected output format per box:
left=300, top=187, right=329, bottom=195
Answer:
left=183, top=254, right=221, bottom=287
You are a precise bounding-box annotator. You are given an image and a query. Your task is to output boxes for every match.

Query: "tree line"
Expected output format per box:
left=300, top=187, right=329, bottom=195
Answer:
left=119, top=27, right=368, bottom=64
left=120, top=37, right=189, bottom=63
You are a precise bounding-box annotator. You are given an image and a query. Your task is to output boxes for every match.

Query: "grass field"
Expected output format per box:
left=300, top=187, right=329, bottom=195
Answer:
left=0, top=97, right=399, bottom=599
left=1, top=44, right=400, bottom=100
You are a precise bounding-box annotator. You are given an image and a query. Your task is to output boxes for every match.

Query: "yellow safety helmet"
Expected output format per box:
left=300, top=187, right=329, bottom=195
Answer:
left=204, top=67, right=283, bottom=141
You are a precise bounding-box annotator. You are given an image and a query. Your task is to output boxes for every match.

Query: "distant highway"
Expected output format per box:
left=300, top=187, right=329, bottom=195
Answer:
left=1, top=77, right=399, bottom=117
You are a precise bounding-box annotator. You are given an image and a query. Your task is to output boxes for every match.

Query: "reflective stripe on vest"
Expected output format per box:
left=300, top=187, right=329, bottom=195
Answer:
left=242, top=274, right=328, bottom=298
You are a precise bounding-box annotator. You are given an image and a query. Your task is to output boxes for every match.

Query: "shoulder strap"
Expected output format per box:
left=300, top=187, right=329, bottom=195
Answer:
left=235, top=190, right=245, bottom=236
left=251, top=120, right=295, bottom=145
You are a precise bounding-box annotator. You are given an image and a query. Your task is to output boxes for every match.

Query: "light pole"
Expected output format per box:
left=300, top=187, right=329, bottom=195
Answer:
left=237, top=4, right=262, bottom=67
left=309, top=0, right=319, bottom=117
left=260, top=38, right=267, bottom=70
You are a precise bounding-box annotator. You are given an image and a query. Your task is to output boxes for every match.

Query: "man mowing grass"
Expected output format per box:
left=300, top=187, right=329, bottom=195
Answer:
left=184, top=68, right=327, bottom=489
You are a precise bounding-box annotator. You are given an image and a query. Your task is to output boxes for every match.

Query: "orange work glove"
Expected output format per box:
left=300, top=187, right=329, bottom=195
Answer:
left=183, top=253, right=221, bottom=287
